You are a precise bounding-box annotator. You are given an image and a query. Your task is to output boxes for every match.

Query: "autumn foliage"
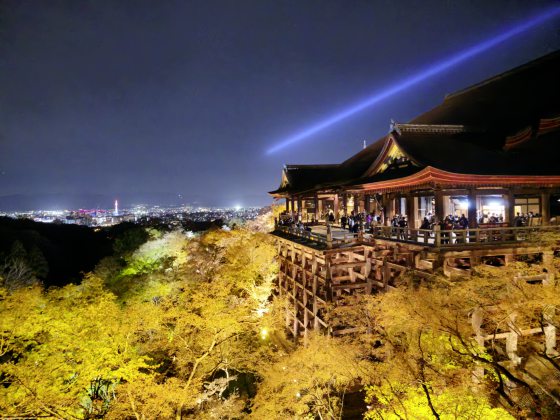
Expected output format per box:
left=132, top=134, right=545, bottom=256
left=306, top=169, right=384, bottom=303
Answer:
left=1, top=221, right=560, bottom=419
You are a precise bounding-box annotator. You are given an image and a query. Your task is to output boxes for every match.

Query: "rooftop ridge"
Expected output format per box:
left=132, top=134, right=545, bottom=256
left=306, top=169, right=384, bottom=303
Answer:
left=391, top=121, right=470, bottom=135
left=285, top=164, right=339, bottom=169
left=444, top=49, right=560, bottom=101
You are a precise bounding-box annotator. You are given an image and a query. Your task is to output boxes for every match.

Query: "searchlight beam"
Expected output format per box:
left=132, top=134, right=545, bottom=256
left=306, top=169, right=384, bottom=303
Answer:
left=266, top=6, right=560, bottom=155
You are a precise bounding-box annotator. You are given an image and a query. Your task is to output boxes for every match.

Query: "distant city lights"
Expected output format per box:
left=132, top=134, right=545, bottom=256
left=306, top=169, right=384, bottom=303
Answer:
left=0, top=204, right=266, bottom=227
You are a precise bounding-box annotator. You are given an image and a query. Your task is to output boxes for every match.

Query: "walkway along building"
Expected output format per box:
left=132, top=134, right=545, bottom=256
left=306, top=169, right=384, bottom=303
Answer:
left=268, top=51, right=560, bottom=356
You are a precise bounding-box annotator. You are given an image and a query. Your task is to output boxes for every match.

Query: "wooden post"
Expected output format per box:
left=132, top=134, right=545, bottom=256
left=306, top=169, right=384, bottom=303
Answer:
left=394, top=194, right=401, bottom=215
left=365, top=248, right=372, bottom=295
left=471, top=308, right=485, bottom=381
left=314, top=194, right=319, bottom=222
left=292, top=258, right=299, bottom=341
left=544, top=324, right=557, bottom=356
left=358, top=194, right=365, bottom=213
left=467, top=188, right=478, bottom=229
left=506, top=313, right=521, bottom=365
left=434, top=189, right=444, bottom=223
left=386, top=194, right=395, bottom=225
left=312, top=254, right=319, bottom=330
left=541, top=191, right=551, bottom=225
left=333, top=193, right=340, bottom=221
left=365, top=194, right=371, bottom=213
left=434, top=224, right=441, bottom=247
left=383, top=258, right=390, bottom=291
left=302, top=253, right=308, bottom=345
left=406, top=195, right=416, bottom=229
left=506, top=191, right=515, bottom=226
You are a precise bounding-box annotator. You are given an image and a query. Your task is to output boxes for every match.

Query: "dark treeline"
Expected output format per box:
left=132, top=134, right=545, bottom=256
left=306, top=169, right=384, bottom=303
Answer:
left=0, top=217, right=225, bottom=287
left=0, top=217, right=113, bottom=287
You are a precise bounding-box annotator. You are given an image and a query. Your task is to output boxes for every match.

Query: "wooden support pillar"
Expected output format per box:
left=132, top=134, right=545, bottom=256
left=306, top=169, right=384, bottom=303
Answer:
left=406, top=195, right=416, bottom=228
left=292, top=260, right=298, bottom=341
left=467, top=188, right=478, bottom=228
left=342, top=194, right=348, bottom=216
left=358, top=194, right=365, bottom=213
left=312, top=254, right=319, bottom=330
left=302, top=253, right=308, bottom=345
left=379, top=193, right=387, bottom=224
left=318, top=197, right=324, bottom=220
left=386, top=193, right=395, bottom=225
left=544, top=324, right=557, bottom=356
left=541, top=191, right=551, bottom=225
left=543, top=250, right=554, bottom=272
left=352, top=194, right=359, bottom=213
left=291, top=196, right=295, bottom=214
left=365, top=249, right=373, bottom=295
left=383, top=259, right=391, bottom=291
left=506, top=313, right=522, bottom=365
left=471, top=308, right=485, bottom=381
left=333, top=194, right=340, bottom=221
left=543, top=304, right=557, bottom=355
left=297, top=196, right=303, bottom=216
left=506, top=191, right=515, bottom=226
left=434, top=189, right=445, bottom=223
left=314, top=194, right=319, bottom=222
left=394, top=194, right=401, bottom=215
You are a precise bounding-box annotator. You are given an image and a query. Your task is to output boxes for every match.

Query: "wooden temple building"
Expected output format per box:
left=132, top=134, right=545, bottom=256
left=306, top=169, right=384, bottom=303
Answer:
left=271, top=51, right=560, bottom=228
left=269, top=51, right=560, bottom=344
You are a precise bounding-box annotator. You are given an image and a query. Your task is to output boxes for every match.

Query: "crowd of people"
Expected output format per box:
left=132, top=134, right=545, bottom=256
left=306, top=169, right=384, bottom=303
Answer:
left=277, top=206, right=552, bottom=248
left=277, top=212, right=311, bottom=232
left=513, top=211, right=541, bottom=227
left=279, top=210, right=476, bottom=232
left=340, top=211, right=383, bottom=233
left=479, top=213, right=505, bottom=224
left=278, top=209, right=545, bottom=237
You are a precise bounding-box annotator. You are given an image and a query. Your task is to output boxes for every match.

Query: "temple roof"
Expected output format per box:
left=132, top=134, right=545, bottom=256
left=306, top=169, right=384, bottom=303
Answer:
left=270, top=50, right=560, bottom=197
left=413, top=50, right=560, bottom=130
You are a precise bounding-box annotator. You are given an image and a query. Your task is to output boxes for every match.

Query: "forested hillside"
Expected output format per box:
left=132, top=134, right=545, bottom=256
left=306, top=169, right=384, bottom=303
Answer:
left=1, top=215, right=560, bottom=419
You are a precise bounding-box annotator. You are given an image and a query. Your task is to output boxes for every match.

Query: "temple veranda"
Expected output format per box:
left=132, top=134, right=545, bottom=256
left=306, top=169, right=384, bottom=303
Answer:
left=268, top=51, right=560, bottom=365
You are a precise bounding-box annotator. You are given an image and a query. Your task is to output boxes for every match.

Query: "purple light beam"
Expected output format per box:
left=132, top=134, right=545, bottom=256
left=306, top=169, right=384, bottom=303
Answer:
left=266, top=6, right=560, bottom=154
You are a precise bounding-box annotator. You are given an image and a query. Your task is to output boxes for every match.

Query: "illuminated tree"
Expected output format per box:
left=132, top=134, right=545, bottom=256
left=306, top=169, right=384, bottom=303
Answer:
left=332, top=261, right=560, bottom=419
left=250, top=333, right=373, bottom=419
left=105, top=227, right=279, bottom=418
left=0, top=275, right=153, bottom=418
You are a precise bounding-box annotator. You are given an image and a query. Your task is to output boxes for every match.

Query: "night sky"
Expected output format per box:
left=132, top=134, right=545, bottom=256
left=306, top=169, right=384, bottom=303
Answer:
left=1, top=0, right=560, bottom=210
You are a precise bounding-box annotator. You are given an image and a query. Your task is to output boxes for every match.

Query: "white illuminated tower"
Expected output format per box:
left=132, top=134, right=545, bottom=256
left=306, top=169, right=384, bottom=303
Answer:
left=114, top=199, right=119, bottom=216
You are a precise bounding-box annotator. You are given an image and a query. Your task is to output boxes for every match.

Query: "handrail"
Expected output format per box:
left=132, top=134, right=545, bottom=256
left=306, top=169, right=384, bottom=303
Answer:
left=274, top=223, right=560, bottom=249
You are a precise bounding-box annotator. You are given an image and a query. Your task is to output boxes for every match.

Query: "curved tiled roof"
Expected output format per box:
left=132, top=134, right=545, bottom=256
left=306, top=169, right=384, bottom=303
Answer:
left=271, top=50, right=560, bottom=196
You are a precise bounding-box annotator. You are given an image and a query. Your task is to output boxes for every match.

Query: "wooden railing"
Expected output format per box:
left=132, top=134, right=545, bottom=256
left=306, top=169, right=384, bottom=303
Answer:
left=369, top=225, right=560, bottom=247
left=274, top=223, right=560, bottom=249
left=275, top=225, right=330, bottom=245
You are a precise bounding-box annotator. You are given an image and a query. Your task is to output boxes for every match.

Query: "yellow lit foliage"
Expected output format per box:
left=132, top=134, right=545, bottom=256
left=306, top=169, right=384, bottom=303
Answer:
left=0, top=275, right=153, bottom=418
left=250, top=333, right=373, bottom=419
left=356, top=262, right=560, bottom=419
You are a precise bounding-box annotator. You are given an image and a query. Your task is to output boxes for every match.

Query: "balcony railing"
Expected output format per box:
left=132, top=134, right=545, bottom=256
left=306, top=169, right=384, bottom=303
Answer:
left=274, top=223, right=560, bottom=249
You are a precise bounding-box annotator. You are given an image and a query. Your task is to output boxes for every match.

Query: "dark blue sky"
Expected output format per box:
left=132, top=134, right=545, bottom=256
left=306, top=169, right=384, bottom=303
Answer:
left=1, top=0, right=559, bottom=210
